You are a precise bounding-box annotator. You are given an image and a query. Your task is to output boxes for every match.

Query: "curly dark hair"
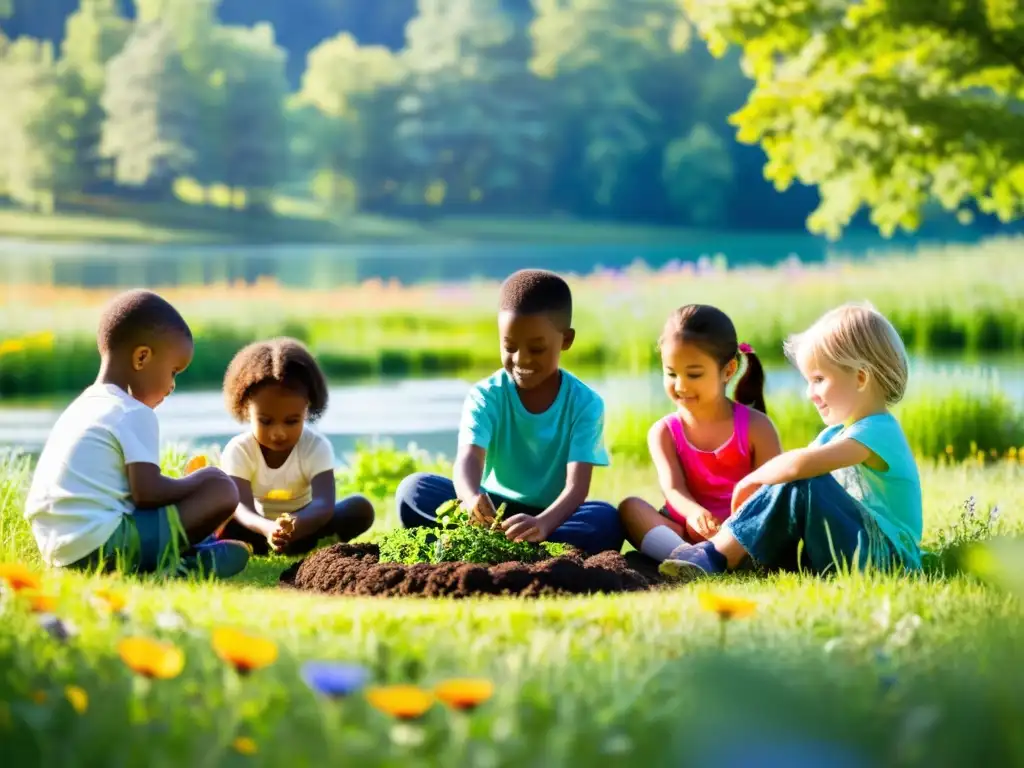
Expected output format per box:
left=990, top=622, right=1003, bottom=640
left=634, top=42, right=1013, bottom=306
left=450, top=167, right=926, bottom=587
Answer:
left=498, top=269, right=572, bottom=329
left=97, top=289, right=192, bottom=354
left=223, top=337, right=329, bottom=422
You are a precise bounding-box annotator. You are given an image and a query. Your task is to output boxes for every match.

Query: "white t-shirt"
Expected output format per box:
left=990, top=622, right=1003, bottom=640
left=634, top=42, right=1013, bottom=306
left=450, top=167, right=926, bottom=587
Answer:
left=220, top=428, right=335, bottom=519
left=25, top=383, right=161, bottom=567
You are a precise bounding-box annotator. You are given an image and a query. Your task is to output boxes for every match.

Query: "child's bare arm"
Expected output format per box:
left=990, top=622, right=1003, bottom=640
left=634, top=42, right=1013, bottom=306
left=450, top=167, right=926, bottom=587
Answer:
left=648, top=420, right=718, bottom=537
left=127, top=463, right=223, bottom=509
left=748, top=439, right=874, bottom=486
left=280, top=471, right=336, bottom=543
left=748, top=411, right=784, bottom=469
left=502, top=462, right=592, bottom=543
left=228, top=477, right=276, bottom=537
left=453, top=444, right=495, bottom=522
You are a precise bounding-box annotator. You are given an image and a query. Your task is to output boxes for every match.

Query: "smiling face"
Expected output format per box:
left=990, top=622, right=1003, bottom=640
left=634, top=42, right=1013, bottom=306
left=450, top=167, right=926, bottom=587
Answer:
left=796, top=346, right=868, bottom=427
left=498, top=311, right=573, bottom=391
left=660, top=337, right=737, bottom=413
left=248, top=383, right=309, bottom=455
left=129, top=333, right=194, bottom=409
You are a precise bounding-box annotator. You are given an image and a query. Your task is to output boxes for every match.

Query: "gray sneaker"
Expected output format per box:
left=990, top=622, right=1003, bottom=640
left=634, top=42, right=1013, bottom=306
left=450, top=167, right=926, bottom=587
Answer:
left=177, top=539, right=251, bottom=579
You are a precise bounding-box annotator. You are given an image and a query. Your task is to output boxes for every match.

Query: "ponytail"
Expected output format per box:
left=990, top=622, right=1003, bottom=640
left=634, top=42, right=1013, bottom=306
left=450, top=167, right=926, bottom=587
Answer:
left=733, top=343, right=767, bottom=415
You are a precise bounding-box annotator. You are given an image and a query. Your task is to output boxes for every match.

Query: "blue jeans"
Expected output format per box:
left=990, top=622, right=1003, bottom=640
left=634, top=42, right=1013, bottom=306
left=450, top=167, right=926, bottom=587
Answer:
left=726, top=475, right=901, bottom=574
left=395, top=472, right=625, bottom=555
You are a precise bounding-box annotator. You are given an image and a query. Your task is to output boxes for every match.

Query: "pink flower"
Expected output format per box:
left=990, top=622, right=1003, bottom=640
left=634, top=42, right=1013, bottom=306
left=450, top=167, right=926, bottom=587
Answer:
left=738, top=343, right=755, bottom=355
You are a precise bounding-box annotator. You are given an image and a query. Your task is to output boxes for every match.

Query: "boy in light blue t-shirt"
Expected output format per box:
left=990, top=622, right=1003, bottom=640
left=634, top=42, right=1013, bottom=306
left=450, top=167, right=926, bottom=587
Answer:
left=395, top=270, right=625, bottom=555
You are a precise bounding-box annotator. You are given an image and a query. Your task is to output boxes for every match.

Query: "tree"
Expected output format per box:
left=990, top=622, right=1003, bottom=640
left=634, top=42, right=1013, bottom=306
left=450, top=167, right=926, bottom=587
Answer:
left=683, top=0, right=1024, bottom=238
left=663, top=123, right=734, bottom=226
left=99, top=21, right=202, bottom=194
left=396, top=0, right=549, bottom=210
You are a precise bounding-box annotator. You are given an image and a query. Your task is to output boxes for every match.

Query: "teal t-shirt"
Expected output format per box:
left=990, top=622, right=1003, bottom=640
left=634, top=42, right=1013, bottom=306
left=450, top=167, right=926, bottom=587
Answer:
left=458, top=369, right=610, bottom=509
left=814, top=413, right=923, bottom=567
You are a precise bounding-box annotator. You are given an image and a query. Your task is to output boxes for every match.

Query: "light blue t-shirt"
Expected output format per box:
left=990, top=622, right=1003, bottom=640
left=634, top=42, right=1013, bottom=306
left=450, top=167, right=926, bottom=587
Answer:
left=814, top=412, right=923, bottom=567
left=458, top=369, right=610, bottom=509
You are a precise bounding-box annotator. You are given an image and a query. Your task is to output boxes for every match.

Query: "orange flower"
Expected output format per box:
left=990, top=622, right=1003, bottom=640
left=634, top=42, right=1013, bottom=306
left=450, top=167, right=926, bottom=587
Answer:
left=232, top=737, right=258, bottom=755
left=118, top=637, right=185, bottom=679
left=212, top=628, right=278, bottom=674
left=184, top=455, right=208, bottom=475
left=0, top=563, right=41, bottom=592
left=91, top=587, right=128, bottom=614
left=366, top=685, right=434, bottom=720
left=698, top=592, right=757, bottom=621
left=434, top=679, right=494, bottom=711
left=25, top=592, right=59, bottom=614
left=65, top=686, right=88, bottom=714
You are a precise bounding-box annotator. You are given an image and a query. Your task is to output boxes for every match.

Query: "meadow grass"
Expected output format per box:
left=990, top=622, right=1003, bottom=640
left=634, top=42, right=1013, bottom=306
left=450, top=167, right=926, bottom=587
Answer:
left=0, top=444, right=1022, bottom=766
left=0, top=239, right=1022, bottom=397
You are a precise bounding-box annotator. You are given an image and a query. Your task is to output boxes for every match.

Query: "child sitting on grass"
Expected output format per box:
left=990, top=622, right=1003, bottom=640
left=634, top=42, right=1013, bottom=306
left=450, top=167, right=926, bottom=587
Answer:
left=660, top=303, right=923, bottom=581
left=395, top=269, right=625, bottom=555
left=217, top=338, right=374, bottom=555
left=26, top=290, right=249, bottom=578
left=618, top=304, right=782, bottom=563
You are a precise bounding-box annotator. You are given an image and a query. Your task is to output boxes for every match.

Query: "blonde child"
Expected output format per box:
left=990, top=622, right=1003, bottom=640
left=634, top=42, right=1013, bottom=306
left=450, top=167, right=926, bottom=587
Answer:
left=619, top=304, right=783, bottom=562
left=660, top=303, right=922, bottom=581
left=217, top=338, right=374, bottom=555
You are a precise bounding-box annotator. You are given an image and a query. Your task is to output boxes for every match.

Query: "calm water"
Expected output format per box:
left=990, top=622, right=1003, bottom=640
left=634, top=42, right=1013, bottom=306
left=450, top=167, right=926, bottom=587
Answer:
left=1, top=358, right=1019, bottom=457
left=0, top=228, right=988, bottom=288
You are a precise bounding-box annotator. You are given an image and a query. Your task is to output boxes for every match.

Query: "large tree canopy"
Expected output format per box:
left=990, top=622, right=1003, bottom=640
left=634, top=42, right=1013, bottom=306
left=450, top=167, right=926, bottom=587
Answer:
left=683, top=0, right=1024, bottom=238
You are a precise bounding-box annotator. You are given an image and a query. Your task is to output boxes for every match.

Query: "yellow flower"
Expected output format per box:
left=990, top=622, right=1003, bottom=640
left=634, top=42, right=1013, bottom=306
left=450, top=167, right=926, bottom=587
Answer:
left=232, top=737, right=258, bottom=755
left=265, top=489, right=292, bottom=501
left=0, top=562, right=42, bottom=592
left=25, top=591, right=59, bottom=614
left=366, top=685, right=434, bottom=720
left=434, top=678, right=494, bottom=711
left=698, top=592, right=757, bottom=621
left=184, top=455, right=208, bottom=475
left=118, top=637, right=185, bottom=679
left=944, top=444, right=954, bottom=455
left=91, top=587, right=128, bottom=614
left=65, top=686, right=88, bottom=714
left=212, top=628, right=278, bottom=674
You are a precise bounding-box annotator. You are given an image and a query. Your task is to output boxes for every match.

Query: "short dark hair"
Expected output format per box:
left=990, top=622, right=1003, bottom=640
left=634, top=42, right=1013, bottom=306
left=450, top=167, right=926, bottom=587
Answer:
left=498, top=269, right=573, bottom=328
left=97, top=289, right=192, bottom=355
left=223, top=337, right=329, bottom=422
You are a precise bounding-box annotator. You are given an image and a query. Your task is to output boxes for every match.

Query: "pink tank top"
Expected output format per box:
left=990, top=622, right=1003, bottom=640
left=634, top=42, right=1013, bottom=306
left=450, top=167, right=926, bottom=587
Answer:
left=662, top=402, right=753, bottom=524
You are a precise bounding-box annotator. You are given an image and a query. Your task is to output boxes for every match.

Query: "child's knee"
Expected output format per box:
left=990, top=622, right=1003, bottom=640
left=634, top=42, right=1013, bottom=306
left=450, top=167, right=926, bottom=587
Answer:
left=208, top=471, right=239, bottom=515
left=617, top=496, right=646, bottom=521
left=341, top=494, right=375, bottom=530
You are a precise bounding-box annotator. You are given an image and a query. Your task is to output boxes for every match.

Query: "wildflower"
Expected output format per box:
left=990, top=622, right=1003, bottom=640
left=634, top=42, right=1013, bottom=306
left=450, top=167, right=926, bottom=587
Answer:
left=944, top=444, right=953, bottom=455
left=232, top=737, right=258, bottom=755
left=434, top=678, right=494, bottom=712
left=155, top=610, right=187, bottom=632
left=212, top=628, right=278, bottom=674
left=65, top=686, right=88, bottom=714
left=118, top=637, right=185, bottom=679
left=265, top=489, right=292, bottom=501
left=366, top=685, right=434, bottom=720
left=0, top=563, right=41, bottom=592
left=184, top=455, right=208, bottom=475
left=698, top=592, right=757, bottom=620
left=91, top=587, right=128, bottom=615
left=25, top=592, right=59, bottom=614
left=38, top=614, right=76, bottom=642
left=301, top=662, right=368, bottom=698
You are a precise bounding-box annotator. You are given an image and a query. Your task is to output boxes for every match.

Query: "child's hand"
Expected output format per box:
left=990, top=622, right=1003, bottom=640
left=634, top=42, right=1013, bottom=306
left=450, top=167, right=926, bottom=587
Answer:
left=686, top=509, right=721, bottom=540
left=266, top=514, right=296, bottom=553
left=501, top=514, right=553, bottom=544
left=731, top=477, right=762, bottom=514
left=467, top=493, right=497, bottom=526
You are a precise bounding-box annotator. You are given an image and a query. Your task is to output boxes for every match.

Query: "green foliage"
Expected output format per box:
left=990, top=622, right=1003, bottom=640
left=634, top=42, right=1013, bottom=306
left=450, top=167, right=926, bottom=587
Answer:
left=378, top=499, right=571, bottom=565
left=663, top=123, right=734, bottom=225
left=683, top=0, right=1024, bottom=238
left=335, top=441, right=451, bottom=501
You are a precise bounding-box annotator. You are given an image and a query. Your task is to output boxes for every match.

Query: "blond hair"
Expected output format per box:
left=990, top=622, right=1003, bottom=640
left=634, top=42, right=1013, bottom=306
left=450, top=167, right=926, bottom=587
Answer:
left=784, top=303, right=909, bottom=405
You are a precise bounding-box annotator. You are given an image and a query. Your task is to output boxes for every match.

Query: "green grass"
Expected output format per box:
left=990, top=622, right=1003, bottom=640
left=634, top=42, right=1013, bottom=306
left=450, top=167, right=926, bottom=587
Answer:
left=0, top=443, right=1022, bottom=766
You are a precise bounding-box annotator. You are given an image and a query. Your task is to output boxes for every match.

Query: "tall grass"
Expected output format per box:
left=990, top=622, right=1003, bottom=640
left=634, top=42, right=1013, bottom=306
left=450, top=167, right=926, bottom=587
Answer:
left=0, top=239, right=1022, bottom=397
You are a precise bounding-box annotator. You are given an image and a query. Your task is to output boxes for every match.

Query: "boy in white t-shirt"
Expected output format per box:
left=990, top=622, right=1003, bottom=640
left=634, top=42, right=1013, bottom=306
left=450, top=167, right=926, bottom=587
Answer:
left=216, top=338, right=374, bottom=555
left=25, top=290, right=249, bottom=578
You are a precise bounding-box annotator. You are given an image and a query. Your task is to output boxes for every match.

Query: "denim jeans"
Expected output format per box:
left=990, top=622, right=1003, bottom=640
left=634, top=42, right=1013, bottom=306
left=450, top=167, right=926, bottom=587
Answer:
left=726, top=474, right=901, bottom=574
left=395, top=472, right=625, bottom=555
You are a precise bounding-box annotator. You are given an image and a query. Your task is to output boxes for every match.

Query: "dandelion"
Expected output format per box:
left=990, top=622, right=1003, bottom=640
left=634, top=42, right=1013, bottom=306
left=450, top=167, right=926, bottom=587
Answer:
left=0, top=563, right=41, bottom=592
left=366, top=685, right=434, bottom=721
left=118, top=637, right=185, bottom=680
left=698, top=592, right=757, bottom=621
left=65, top=686, right=88, bottom=714
left=212, top=628, right=278, bottom=674
left=232, top=737, right=258, bottom=755
left=434, top=678, right=494, bottom=712
left=301, top=662, right=368, bottom=698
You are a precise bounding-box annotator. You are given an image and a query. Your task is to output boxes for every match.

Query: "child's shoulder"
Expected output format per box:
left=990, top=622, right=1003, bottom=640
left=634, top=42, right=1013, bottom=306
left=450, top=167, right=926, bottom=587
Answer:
left=66, top=383, right=152, bottom=429
left=561, top=370, right=604, bottom=407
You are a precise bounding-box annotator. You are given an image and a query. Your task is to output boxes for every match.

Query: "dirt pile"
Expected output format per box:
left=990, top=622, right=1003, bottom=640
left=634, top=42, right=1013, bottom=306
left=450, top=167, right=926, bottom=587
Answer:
left=279, top=543, right=666, bottom=598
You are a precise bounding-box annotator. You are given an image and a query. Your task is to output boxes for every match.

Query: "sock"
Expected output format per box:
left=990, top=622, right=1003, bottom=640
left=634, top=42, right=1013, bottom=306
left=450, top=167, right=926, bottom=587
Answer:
left=640, top=526, right=686, bottom=562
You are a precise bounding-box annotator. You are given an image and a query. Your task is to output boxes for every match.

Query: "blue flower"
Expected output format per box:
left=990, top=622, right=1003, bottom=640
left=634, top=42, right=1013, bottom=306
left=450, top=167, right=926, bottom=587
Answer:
left=301, top=662, right=369, bottom=698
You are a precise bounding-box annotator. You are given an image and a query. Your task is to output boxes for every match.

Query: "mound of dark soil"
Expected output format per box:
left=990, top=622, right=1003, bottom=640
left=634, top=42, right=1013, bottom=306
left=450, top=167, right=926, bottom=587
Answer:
left=279, top=543, right=667, bottom=598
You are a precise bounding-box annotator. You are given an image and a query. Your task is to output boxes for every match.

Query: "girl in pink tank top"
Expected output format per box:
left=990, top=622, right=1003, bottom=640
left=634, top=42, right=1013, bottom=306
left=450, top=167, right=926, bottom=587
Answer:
left=618, top=305, right=782, bottom=559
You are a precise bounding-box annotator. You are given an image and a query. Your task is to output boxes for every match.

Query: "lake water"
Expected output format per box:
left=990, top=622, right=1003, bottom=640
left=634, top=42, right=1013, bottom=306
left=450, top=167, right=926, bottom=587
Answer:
left=0, top=228, right=990, bottom=288
left=1, top=357, right=1018, bottom=458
